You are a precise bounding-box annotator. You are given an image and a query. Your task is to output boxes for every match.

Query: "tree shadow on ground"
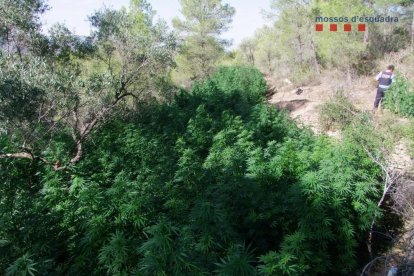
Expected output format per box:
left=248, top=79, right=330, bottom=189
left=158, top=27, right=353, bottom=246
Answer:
left=274, top=99, right=310, bottom=112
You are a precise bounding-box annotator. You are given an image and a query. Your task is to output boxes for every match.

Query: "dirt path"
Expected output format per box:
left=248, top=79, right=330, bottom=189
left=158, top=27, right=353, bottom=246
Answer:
left=267, top=74, right=378, bottom=132
left=267, top=74, right=413, bottom=171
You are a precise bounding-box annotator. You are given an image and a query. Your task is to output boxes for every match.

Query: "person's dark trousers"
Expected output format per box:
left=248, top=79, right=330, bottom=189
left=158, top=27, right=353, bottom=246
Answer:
left=374, top=87, right=386, bottom=108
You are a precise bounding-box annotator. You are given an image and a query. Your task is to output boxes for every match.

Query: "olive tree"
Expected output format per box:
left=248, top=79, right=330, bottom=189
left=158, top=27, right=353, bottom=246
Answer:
left=0, top=0, right=178, bottom=169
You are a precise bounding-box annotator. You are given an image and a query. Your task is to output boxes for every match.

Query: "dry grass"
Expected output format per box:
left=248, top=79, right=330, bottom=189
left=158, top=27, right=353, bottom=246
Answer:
left=378, top=49, right=414, bottom=82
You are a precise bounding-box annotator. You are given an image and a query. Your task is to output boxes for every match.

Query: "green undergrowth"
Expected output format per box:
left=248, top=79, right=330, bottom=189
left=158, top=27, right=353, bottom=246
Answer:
left=1, top=66, right=382, bottom=275
left=384, top=73, right=414, bottom=117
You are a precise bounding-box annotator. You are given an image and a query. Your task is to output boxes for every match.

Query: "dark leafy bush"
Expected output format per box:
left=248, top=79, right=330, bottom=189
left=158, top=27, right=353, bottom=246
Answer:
left=0, top=78, right=45, bottom=123
left=0, top=66, right=382, bottom=275
left=208, top=66, right=267, bottom=103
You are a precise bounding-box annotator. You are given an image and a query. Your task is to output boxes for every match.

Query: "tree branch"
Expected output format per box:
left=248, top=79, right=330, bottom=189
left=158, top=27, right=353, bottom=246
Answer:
left=67, top=90, right=137, bottom=165
left=0, top=152, right=33, bottom=159
left=362, top=144, right=402, bottom=258
left=0, top=151, right=57, bottom=168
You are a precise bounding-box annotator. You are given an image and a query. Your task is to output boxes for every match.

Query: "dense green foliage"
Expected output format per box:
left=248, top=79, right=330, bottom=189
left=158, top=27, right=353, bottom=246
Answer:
left=384, top=73, right=414, bottom=117
left=2, top=0, right=405, bottom=274
left=1, top=67, right=382, bottom=275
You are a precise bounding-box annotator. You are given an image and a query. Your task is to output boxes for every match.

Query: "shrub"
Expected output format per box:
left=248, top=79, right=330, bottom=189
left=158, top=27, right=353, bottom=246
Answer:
left=384, top=73, right=414, bottom=117
left=318, top=90, right=358, bottom=131
left=290, top=66, right=319, bottom=86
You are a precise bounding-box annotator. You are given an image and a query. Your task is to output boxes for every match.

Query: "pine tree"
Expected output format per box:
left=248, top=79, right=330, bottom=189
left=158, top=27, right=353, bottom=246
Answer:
left=172, top=0, right=235, bottom=86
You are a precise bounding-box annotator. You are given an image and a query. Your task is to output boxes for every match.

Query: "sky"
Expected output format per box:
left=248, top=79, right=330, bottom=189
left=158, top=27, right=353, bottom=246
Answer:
left=41, top=0, right=271, bottom=48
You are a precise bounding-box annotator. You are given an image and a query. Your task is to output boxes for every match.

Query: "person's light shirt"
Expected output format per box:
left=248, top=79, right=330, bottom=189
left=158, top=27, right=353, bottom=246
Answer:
left=375, top=70, right=394, bottom=89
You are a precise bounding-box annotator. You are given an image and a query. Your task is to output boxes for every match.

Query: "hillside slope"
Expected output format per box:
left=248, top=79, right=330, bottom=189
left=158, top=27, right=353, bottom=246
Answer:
left=268, top=49, right=414, bottom=133
left=267, top=56, right=413, bottom=171
left=267, top=51, right=414, bottom=274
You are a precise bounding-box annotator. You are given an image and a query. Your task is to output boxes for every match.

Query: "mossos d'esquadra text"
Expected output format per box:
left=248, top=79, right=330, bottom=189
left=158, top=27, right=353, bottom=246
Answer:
left=316, top=15, right=398, bottom=23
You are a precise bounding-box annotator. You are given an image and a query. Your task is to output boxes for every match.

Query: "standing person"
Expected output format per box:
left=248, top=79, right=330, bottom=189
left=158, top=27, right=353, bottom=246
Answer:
left=373, top=65, right=395, bottom=109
